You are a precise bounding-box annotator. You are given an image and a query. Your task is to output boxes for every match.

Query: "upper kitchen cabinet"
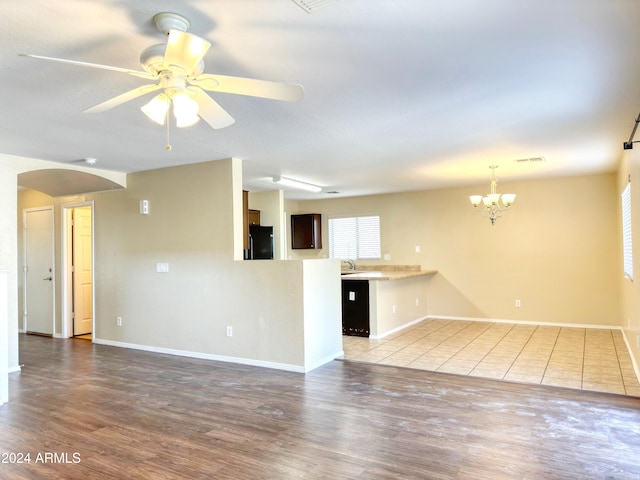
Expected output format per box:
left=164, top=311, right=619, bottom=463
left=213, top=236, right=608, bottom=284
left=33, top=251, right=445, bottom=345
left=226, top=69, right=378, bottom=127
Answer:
left=291, top=214, right=322, bottom=249
left=248, top=209, right=261, bottom=226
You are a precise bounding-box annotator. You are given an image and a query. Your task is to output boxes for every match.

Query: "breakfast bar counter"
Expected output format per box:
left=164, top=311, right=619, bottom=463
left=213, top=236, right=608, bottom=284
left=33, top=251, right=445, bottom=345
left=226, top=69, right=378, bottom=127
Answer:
left=341, top=265, right=437, bottom=281
left=341, top=265, right=437, bottom=338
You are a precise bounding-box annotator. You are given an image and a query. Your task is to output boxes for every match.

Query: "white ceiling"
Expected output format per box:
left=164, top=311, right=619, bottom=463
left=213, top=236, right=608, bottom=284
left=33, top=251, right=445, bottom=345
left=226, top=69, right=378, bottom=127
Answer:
left=2, top=0, right=640, bottom=199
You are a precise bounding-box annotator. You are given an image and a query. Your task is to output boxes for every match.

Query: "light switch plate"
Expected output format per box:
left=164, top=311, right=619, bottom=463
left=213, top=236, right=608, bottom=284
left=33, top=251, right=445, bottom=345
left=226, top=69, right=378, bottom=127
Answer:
left=156, top=262, right=169, bottom=273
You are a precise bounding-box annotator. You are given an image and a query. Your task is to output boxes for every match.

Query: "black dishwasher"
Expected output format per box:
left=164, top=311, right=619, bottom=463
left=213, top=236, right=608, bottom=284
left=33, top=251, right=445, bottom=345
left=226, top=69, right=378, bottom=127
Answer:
left=341, top=280, right=370, bottom=337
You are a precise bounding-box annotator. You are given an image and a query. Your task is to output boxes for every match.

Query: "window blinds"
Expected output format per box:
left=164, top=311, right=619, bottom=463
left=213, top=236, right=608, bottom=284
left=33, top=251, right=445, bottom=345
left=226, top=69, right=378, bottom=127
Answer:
left=622, top=182, right=633, bottom=280
left=329, top=215, right=381, bottom=260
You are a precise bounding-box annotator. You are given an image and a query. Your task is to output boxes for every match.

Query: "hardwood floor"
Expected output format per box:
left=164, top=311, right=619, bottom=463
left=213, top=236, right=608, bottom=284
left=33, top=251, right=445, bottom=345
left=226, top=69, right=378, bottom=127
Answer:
left=1, top=334, right=640, bottom=479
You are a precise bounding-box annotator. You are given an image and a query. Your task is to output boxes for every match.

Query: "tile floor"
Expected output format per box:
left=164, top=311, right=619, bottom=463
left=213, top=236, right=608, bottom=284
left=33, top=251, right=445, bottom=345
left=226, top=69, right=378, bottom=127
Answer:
left=341, top=319, right=640, bottom=397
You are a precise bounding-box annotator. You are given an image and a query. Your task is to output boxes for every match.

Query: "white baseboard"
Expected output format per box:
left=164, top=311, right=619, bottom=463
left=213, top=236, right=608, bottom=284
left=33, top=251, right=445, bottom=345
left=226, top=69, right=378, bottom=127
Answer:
left=93, top=337, right=313, bottom=373
left=304, top=350, right=345, bottom=372
left=427, top=315, right=622, bottom=331
left=8, top=365, right=21, bottom=374
left=620, top=330, right=640, bottom=383
left=370, top=316, right=429, bottom=340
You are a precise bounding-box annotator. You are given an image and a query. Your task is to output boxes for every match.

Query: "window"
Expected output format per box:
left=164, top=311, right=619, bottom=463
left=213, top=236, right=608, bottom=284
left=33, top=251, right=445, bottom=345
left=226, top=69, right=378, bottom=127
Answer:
left=622, top=181, right=633, bottom=280
left=329, top=215, right=381, bottom=260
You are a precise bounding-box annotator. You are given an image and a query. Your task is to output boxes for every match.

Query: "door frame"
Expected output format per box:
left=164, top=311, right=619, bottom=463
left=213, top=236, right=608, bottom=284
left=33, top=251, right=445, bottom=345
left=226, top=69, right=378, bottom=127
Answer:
left=22, top=206, right=55, bottom=335
left=61, top=201, right=95, bottom=339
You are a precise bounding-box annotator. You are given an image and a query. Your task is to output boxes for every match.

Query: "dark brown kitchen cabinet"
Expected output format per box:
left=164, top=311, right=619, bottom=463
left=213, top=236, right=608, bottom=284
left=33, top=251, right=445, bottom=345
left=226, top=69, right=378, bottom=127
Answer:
left=248, top=209, right=261, bottom=226
left=291, top=213, right=322, bottom=249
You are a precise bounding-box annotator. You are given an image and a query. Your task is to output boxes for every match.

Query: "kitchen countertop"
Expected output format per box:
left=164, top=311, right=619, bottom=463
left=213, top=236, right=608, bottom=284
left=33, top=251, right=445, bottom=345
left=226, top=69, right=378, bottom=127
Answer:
left=340, top=265, right=437, bottom=281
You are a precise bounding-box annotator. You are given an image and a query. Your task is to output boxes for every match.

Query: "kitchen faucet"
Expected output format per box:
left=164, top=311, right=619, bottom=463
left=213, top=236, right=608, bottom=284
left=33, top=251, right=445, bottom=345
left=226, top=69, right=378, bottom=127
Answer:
left=343, top=259, right=356, bottom=270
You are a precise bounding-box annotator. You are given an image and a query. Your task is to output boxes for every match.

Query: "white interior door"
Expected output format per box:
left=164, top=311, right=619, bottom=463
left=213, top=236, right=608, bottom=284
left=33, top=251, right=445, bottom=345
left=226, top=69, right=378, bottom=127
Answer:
left=73, top=207, right=93, bottom=336
left=24, top=207, right=54, bottom=335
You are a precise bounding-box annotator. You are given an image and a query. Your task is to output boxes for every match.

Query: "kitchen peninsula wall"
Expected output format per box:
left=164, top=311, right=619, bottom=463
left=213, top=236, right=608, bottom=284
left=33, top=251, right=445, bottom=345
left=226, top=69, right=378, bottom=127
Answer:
left=15, top=158, right=342, bottom=373
left=288, top=172, right=619, bottom=328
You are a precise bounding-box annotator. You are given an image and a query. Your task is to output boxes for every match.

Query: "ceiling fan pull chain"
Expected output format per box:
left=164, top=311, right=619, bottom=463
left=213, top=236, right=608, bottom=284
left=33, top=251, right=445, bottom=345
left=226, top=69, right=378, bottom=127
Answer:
left=165, top=113, right=172, bottom=151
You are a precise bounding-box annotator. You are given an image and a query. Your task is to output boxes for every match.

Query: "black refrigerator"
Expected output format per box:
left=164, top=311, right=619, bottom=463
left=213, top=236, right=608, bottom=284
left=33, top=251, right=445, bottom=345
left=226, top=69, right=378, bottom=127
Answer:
left=248, top=225, right=274, bottom=260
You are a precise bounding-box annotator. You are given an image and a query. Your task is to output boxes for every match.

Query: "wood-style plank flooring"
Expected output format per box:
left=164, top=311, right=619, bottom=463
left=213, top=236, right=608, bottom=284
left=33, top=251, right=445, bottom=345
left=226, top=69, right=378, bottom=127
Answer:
left=1, top=334, right=640, bottom=479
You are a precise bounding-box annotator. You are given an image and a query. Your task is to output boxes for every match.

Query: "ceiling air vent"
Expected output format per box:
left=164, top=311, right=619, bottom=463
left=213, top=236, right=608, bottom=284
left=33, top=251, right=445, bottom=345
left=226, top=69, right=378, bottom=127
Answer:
left=291, top=0, right=337, bottom=13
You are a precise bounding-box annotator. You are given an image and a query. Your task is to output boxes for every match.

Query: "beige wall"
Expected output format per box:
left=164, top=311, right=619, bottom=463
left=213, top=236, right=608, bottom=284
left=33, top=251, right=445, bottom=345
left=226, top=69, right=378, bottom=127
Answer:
left=618, top=150, right=640, bottom=369
left=15, top=159, right=342, bottom=372
left=0, top=162, right=18, bottom=373
left=0, top=271, right=7, bottom=404
left=90, top=159, right=339, bottom=369
left=6, top=154, right=630, bottom=379
left=369, top=276, right=430, bottom=338
left=291, top=173, right=620, bottom=327
left=303, top=259, right=343, bottom=368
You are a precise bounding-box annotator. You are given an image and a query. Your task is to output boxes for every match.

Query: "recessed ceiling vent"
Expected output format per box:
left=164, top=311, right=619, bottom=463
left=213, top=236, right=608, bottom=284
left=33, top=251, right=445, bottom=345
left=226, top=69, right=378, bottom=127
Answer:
left=291, top=0, right=337, bottom=13
left=514, top=156, right=546, bottom=163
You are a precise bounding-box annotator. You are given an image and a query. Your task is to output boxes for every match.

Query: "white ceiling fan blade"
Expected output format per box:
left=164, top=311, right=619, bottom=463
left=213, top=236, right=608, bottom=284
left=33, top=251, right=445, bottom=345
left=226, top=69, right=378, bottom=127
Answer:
left=191, top=87, right=235, bottom=129
left=189, top=74, right=304, bottom=102
left=19, top=54, right=156, bottom=80
left=84, top=84, right=162, bottom=113
left=163, top=30, right=211, bottom=75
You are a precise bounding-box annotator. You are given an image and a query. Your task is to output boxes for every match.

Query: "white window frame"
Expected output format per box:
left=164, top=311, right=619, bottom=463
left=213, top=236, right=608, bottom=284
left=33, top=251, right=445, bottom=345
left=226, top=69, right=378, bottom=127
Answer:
left=622, top=181, right=633, bottom=281
left=328, top=215, right=381, bottom=260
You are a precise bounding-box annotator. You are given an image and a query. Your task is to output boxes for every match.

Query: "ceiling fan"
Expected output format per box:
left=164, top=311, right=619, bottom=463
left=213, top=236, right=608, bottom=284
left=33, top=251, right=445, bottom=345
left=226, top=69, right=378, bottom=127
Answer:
left=20, top=12, right=304, bottom=133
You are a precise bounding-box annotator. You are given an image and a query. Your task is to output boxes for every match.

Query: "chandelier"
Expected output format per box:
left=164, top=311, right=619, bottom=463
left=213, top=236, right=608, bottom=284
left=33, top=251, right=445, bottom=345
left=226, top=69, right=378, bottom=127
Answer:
left=469, top=165, right=516, bottom=225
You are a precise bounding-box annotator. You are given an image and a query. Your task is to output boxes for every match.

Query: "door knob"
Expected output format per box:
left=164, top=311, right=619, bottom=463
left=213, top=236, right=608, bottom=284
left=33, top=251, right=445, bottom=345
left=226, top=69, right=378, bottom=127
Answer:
left=43, top=276, right=52, bottom=281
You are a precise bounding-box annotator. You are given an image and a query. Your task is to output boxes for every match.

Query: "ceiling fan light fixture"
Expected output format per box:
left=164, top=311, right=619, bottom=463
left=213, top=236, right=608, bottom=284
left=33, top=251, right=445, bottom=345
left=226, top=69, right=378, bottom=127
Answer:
left=172, top=92, right=199, bottom=116
left=20, top=10, right=304, bottom=144
left=153, top=12, right=190, bottom=35
left=172, top=92, right=200, bottom=127
left=175, top=113, right=200, bottom=128
left=141, top=93, right=170, bottom=125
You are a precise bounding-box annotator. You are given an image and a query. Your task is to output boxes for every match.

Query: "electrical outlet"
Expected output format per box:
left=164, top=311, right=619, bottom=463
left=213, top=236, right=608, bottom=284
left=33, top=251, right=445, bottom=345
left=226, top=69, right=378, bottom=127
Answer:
left=416, top=298, right=419, bottom=306
left=515, top=299, right=521, bottom=308
left=392, top=305, right=396, bottom=314
left=226, top=326, right=233, bottom=337
left=383, top=253, right=391, bottom=261
left=116, top=316, right=122, bottom=326
left=415, top=245, right=421, bottom=253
